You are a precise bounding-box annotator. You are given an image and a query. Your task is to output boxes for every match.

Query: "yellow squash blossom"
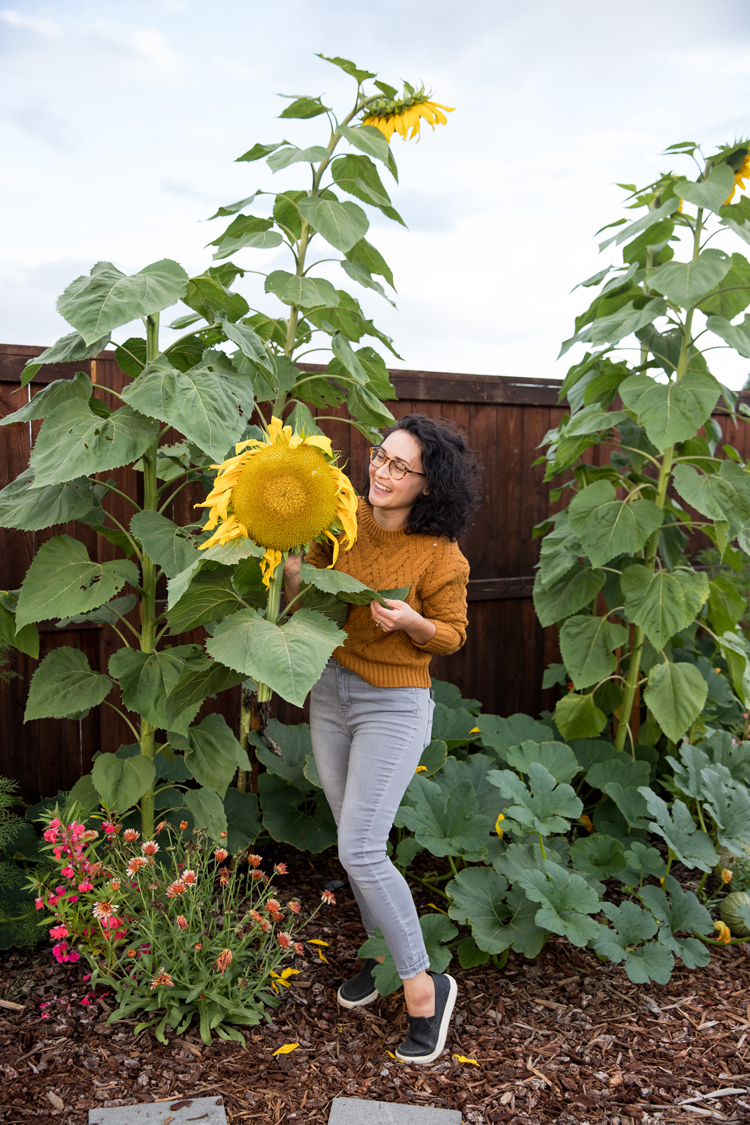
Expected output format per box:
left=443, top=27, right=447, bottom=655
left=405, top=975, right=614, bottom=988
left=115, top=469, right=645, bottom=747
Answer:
left=363, top=86, right=454, bottom=143
left=724, top=150, right=750, bottom=204
left=195, top=416, right=358, bottom=586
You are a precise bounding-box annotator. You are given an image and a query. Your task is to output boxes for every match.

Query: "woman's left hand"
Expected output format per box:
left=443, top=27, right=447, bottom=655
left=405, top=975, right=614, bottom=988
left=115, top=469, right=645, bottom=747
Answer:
left=369, top=599, right=437, bottom=645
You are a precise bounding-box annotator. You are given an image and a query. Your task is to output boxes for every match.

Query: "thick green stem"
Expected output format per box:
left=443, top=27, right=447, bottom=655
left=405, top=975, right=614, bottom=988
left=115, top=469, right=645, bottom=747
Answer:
left=256, top=561, right=284, bottom=703
left=139, top=313, right=160, bottom=838
left=614, top=208, right=704, bottom=753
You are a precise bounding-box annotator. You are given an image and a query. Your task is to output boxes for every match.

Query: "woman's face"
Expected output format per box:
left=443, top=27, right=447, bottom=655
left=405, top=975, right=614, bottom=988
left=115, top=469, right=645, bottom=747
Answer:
left=368, top=429, right=427, bottom=522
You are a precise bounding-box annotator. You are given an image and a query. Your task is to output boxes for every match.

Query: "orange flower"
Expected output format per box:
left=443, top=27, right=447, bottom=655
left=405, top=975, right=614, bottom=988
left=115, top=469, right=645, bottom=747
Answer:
left=722, top=868, right=733, bottom=884
left=179, top=820, right=189, bottom=831
left=277, top=932, right=293, bottom=949
left=288, top=900, right=301, bottom=915
left=265, top=899, right=281, bottom=914
left=251, top=869, right=265, bottom=881
left=176, top=915, right=188, bottom=930
left=214, top=848, right=229, bottom=863
left=271, top=911, right=284, bottom=922
left=219, top=868, right=231, bottom=886
left=274, top=862, right=288, bottom=874
left=127, top=856, right=148, bottom=876
left=182, top=869, right=197, bottom=885
left=215, top=948, right=233, bottom=975
left=259, top=919, right=271, bottom=933
left=194, top=943, right=202, bottom=951
left=109, top=879, right=121, bottom=891
left=247, top=854, right=262, bottom=868
left=220, top=831, right=228, bottom=839
left=249, top=909, right=263, bottom=923
left=155, top=821, right=167, bottom=835
left=126, top=949, right=137, bottom=958
left=166, top=881, right=187, bottom=898
left=150, top=968, right=174, bottom=989
left=714, top=920, right=732, bottom=944
left=123, top=829, right=140, bottom=843
left=141, top=841, right=159, bottom=856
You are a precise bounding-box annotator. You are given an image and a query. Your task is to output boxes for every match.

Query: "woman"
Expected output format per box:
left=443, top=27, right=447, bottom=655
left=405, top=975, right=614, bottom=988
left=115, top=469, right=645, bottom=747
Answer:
left=283, top=413, right=479, bottom=1064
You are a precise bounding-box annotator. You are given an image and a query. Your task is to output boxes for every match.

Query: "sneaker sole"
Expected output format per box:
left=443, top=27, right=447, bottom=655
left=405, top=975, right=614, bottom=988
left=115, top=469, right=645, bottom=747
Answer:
left=336, top=984, right=379, bottom=1010
left=395, top=974, right=458, bottom=1065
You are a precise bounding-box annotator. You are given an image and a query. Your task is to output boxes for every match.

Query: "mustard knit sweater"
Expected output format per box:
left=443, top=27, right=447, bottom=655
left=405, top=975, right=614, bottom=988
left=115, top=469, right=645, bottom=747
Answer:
left=306, top=498, right=470, bottom=688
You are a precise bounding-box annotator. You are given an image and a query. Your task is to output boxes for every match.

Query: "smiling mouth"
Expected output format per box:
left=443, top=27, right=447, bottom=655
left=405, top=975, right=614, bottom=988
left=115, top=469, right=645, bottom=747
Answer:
left=372, top=480, right=393, bottom=495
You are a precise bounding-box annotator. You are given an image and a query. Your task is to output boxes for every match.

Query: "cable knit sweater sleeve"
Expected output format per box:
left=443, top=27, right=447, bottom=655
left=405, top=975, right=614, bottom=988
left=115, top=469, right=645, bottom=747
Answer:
left=412, top=540, right=470, bottom=656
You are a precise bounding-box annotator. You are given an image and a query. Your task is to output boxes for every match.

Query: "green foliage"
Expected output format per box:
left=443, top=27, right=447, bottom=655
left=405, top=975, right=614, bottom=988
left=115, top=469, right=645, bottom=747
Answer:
left=538, top=140, right=750, bottom=756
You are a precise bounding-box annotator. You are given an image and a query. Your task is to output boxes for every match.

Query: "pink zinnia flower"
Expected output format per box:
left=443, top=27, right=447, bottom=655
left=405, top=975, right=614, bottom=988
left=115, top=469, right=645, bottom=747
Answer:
left=60, top=866, right=75, bottom=880
left=49, top=924, right=69, bottom=940
left=271, top=911, right=284, bottom=922
left=127, top=857, right=147, bottom=876
left=92, top=900, right=115, bottom=921
left=259, top=919, right=271, bottom=933
left=251, top=869, right=265, bottom=881
left=265, top=899, right=281, bottom=914
left=78, top=881, right=94, bottom=892
left=288, top=900, right=301, bottom=915
left=166, top=881, right=187, bottom=898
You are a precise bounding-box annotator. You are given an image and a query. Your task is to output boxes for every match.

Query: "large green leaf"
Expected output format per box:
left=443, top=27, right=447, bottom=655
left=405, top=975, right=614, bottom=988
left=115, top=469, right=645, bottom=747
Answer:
left=476, top=713, right=553, bottom=760
left=210, top=219, right=282, bottom=260
left=166, top=566, right=251, bottom=634
left=446, top=868, right=545, bottom=958
left=700, top=767, right=750, bottom=853
left=532, top=565, right=605, bottom=627
left=559, top=614, right=628, bottom=690
left=223, top=789, right=261, bottom=854
left=621, top=565, right=709, bottom=650
left=706, top=313, right=750, bottom=358
left=19, top=331, right=111, bottom=387
left=164, top=655, right=245, bottom=733
left=593, top=902, right=672, bottom=984
left=1, top=371, right=91, bottom=426
left=570, top=834, right=626, bottom=879
left=393, top=776, right=489, bottom=860
left=698, top=252, right=750, bottom=319
left=24, top=647, right=113, bottom=721
left=0, top=593, right=39, bottom=659
left=92, top=752, right=155, bottom=813
left=206, top=607, right=344, bottom=707
left=640, top=874, right=714, bottom=946
left=337, top=123, right=396, bottom=177
left=638, top=788, right=717, bottom=871
left=220, top=318, right=273, bottom=374
left=0, top=469, right=99, bottom=532
left=29, top=400, right=160, bottom=488
left=258, top=772, right=336, bottom=853
left=58, top=260, right=189, bottom=344
left=618, top=370, right=722, bottom=451
left=644, top=660, right=708, bottom=742
left=122, top=353, right=253, bottom=461
left=672, top=460, right=750, bottom=535
left=430, top=754, right=505, bottom=825
left=599, top=197, right=680, bottom=251
left=487, top=763, right=583, bottom=835
left=505, top=740, right=581, bottom=786
left=554, top=692, right=607, bottom=740
left=586, top=756, right=651, bottom=790
left=184, top=787, right=227, bottom=842
left=169, top=714, right=248, bottom=797
left=648, top=248, right=731, bottom=308
left=267, top=145, right=328, bottom=172
left=315, top=54, right=376, bottom=83
left=130, top=510, right=200, bottom=579
left=257, top=718, right=314, bottom=789
left=265, top=271, right=339, bottom=309
left=297, top=197, right=369, bottom=253
left=678, top=164, right=735, bottom=215
left=568, top=480, right=663, bottom=567
left=298, top=563, right=406, bottom=610
left=331, top=153, right=400, bottom=216
left=345, top=238, right=395, bottom=290
left=16, top=535, right=138, bottom=631
left=589, top=298, right=667, bottom=346
left=182, top=271, right=249, bottom=324
left=109, top=645, right=201, bottom=730
left=516, top=863, right=601, bottom=947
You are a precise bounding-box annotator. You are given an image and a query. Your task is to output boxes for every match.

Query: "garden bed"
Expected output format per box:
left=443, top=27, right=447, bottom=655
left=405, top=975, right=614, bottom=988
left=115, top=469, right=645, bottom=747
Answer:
left=0, top=851, right=749, bottom=1125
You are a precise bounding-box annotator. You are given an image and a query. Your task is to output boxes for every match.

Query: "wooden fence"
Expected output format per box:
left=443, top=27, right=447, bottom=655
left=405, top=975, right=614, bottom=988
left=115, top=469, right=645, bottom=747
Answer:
left=3, top=341, right=747, bottom=803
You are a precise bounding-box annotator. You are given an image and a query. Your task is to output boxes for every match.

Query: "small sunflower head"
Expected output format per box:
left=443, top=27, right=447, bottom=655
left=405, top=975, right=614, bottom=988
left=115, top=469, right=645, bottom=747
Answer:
left=362, top=83, right=454, bottom=143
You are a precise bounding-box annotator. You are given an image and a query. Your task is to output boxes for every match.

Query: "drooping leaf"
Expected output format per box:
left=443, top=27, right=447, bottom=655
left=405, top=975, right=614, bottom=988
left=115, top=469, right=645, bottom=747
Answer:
left=621, top=565, right=710, bottom=650
left=0, top=469, right=99, bottom=532
left=638, top=788, right=718, bottom=872
left=169, top=714, right=248, bottom=797
left=706, top=313, right=750, bottom=358
left=184, top=786, right=227, bottom=842
left=24, top=647, right=113, bottom=721
left=206, top=608, right=345, bottom=707
left=619, top=370, right=723, bottom=451
left=698, top=252, right=750, bottom=320
left=164, top=656, right=245, bottom=734
left=315, top=54, right=376, bottom=84
left=672, top=460, right=750, bottom=535
left=258, top=772, right=336, bottom=853
left=337, top=123, right=396, bottom=175
left=297, top=197, right=369, bottom=253
left=92, top=752, right=155, bottom=813
left=707, top=575, right=747, bottom=636
left=235, top=141, right=290, bottom=163
left=345, top=237, right=395, bottom=290
left=643, top=661, right=708, bottom=743
left=15, top=535, right=138, bottom=631
left=559, top=614, right=628, bottom=690
left=533, top=566, right=605, bottom=627
left=29, top=401, right=160, bottom=488
left=265, top=271, right=340, bottom=309
left=129, top=510, right=200, bottom=580
left=568, top=480, right=663, bottom=567
left=279, top=94, right=332, bottom=119
left=109, top=645, right=201, bottom=731
left=166, top=566, right=253, bottom=634
left=19, top=332, right=111, bottom=387
left=589, top=298, right=668, bottom=345
left=57, top=260, right=189, bottom=344
left=1, top=371, right=92, bottom=426
left=648, top=248, right=731, bottom=307
left=267, top=144, right=329, bottom=172
left=181, top=271, right=249, bottom=324
left=554, top=691, right=607, bottom=740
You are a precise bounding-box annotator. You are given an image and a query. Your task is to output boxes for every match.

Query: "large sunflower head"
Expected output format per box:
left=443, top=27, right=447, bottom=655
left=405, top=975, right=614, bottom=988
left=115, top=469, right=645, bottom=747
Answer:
left=195, top=417, right=358, bottom=584
left=362, top=83, right=454, bottom=144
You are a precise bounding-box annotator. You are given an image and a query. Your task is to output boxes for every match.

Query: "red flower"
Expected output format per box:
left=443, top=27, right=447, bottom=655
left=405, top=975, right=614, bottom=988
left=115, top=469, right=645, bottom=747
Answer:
left=288, top=900, right=301, bottom=915
left=265, top=899, right=281, bottom=914
left=166, top=881, right=187, bottom=898
left=271, top=911, right=284, bottom=922
left=219, top=868, right=231, bottom=886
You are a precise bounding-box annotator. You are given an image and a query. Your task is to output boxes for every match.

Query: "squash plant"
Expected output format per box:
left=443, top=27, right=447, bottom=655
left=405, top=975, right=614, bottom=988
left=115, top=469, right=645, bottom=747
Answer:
left=535, top=139, right=750, bottom=752
left=0, top=54, right=446, bottom=840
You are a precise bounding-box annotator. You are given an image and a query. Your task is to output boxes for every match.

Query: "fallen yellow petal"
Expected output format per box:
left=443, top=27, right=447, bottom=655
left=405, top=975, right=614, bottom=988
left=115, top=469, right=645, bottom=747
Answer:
left=428, top=903, right=448, bottom=915
left=470, top=727, right=481, bottom=734
left=307, top=939, right=329, bottom=946
left=317, top=949, right=329, bottom=963
left=453, top=1054, right=479, bottom=1066
left=415, top=765, right=428, bottom=774
left=272, top=1043, right=300, bottom=1056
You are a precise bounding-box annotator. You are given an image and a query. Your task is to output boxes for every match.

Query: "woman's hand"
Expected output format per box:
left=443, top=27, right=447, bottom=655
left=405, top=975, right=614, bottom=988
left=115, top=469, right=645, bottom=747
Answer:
left=283, top=551, right=304, bottom=607
left=369, top=598, right=437, bottom=646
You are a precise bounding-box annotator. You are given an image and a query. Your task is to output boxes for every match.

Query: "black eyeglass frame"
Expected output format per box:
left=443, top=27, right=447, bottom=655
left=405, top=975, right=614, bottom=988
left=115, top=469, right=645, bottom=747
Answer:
left=369, top=445, right=427, bottom=481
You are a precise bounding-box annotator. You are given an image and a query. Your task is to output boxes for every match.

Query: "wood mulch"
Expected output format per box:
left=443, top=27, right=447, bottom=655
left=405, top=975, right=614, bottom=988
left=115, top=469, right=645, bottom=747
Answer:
left=1, top=851, right=749, bottom=1125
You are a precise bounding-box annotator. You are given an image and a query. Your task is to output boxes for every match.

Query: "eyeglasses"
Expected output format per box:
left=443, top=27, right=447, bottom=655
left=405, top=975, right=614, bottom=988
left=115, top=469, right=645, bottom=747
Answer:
left=369, top=445, right=426, bottom=481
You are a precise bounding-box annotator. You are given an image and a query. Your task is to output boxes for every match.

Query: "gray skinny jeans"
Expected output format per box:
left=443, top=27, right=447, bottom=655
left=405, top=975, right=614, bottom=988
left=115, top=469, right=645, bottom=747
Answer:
left=309, top=658, right=435, bottom=979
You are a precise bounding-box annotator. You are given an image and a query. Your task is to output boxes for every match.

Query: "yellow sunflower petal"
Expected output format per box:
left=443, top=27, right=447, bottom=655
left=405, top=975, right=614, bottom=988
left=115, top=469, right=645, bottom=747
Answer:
left=260, top=548, right=283, bottom=588
left=303, top=434, right=334, bottom=457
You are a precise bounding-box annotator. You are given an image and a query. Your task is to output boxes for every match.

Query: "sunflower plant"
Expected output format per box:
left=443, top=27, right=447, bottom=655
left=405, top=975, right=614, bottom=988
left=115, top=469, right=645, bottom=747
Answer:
left=0, top=52, right=453, bottom=839
left=535, top=138, right=750, bottom=751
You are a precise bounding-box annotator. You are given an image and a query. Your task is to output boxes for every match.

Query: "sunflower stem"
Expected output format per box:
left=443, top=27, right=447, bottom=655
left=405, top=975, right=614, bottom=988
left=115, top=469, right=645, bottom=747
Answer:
left=256, top=559, right=285, bottom=703
left=138, top=312, right=161, bottom=839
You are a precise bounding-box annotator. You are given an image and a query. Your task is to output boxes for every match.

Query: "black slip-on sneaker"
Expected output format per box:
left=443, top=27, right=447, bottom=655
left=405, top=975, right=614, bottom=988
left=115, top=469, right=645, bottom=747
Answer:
left=336, top=958, right=380, bottom=1009
left=395, top=973, right=457, bottom=1064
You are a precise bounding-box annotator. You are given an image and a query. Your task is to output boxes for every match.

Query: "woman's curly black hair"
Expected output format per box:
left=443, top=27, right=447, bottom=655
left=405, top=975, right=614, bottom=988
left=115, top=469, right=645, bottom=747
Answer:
left=363, top=413, right=482, bottom=541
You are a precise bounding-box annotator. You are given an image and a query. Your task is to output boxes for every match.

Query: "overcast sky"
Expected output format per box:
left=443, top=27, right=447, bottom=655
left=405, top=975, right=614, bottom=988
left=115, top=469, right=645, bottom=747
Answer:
left=1, top=0, right=750, bottom=386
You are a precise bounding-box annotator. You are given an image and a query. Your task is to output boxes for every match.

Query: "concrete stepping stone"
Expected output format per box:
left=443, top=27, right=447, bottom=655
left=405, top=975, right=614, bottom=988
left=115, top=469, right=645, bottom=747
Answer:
left=89, top=1095, right=227, bottom=1125
left=328, top=1098, right=461, bottom=1124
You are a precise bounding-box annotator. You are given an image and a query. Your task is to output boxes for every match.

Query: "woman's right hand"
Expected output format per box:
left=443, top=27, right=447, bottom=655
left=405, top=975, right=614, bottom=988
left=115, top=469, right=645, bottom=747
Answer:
left=283, top=550, right=304, bottom=607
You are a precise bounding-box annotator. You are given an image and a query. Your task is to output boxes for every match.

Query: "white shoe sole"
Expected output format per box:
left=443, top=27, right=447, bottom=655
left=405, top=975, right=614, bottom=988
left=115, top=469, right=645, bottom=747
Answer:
left=395, top=973, right=458, bottom=1064
left=336, top=984, right=379, bottom=1010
